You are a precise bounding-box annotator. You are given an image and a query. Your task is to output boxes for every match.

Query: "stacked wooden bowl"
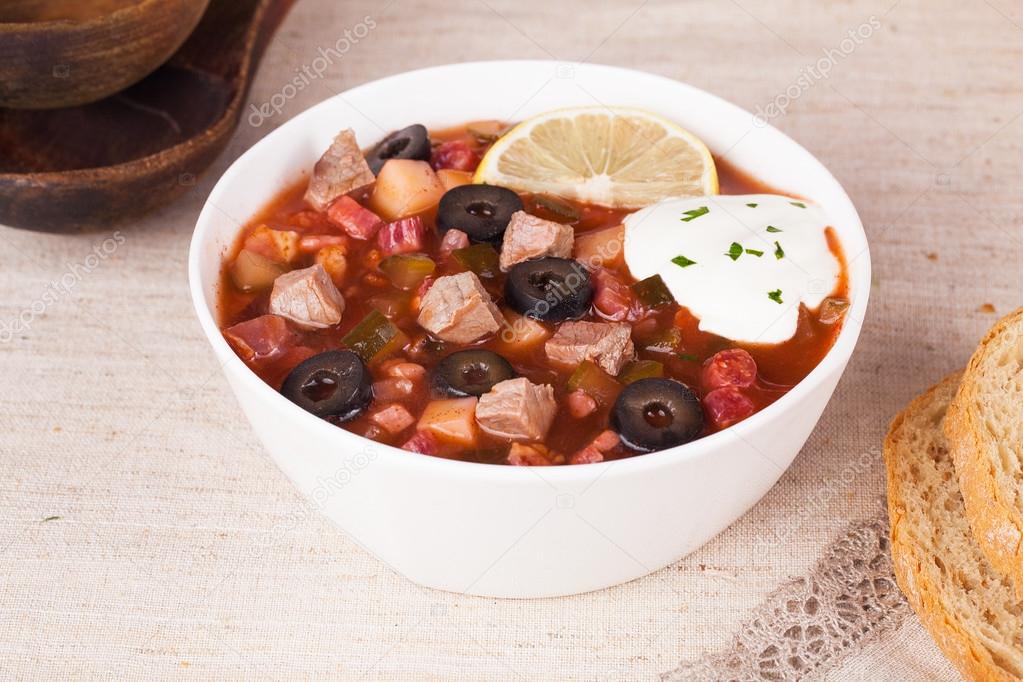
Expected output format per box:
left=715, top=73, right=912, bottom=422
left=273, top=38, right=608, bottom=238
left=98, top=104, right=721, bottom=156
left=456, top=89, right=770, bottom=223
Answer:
left=0, top=0, right=297, bottom=232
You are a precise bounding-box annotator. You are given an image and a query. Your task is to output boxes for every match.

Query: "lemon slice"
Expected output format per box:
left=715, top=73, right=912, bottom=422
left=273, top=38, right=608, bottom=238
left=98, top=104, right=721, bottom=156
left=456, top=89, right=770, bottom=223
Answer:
left=473, top=107, right=718, bottom=209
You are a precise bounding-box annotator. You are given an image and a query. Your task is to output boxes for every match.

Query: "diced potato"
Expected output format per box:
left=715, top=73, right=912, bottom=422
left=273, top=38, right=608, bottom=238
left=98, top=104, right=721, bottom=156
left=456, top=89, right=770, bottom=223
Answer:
left=574, top=224, right=625, bottom=270
left=417, top=397, right=479, bottom=447
left=244, top=225, right=301, bottom=264
left=370, top=159, right=445, bottom=221
left=436, top=169, right=473, bottom=191
left=315, top=245, right=348, bottom=287
left=230, top=249, right=286, bottom=292
left=495, top=309, right=550, bottom=348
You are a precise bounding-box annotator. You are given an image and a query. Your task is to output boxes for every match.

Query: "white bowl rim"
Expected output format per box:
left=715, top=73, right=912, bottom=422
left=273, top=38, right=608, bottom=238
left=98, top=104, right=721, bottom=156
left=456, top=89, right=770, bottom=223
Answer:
left=188, top=59, right=871, bottom=482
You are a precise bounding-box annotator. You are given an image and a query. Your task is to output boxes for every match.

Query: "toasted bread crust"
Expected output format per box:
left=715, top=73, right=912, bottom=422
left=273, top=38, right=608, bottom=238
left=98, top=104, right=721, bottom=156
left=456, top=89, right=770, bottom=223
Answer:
left=946, top=308, right=1023, bottom=597
left=886, top=373, right=1020, bottom=682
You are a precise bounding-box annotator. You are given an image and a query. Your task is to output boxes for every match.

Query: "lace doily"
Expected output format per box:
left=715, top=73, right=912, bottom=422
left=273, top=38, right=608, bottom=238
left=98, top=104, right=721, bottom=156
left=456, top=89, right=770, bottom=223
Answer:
left=662, top=514, right=909, bottom=682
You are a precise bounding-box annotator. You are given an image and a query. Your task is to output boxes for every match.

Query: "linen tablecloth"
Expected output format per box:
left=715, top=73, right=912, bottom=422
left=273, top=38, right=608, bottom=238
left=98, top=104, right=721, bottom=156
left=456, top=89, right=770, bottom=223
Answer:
left=2, top=0, right=1019, bottom=678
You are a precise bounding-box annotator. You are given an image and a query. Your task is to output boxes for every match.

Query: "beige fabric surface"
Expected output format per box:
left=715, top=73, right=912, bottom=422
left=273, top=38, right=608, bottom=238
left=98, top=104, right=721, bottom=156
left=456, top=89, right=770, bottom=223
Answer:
left=1, top=0, right=1020, bottom=679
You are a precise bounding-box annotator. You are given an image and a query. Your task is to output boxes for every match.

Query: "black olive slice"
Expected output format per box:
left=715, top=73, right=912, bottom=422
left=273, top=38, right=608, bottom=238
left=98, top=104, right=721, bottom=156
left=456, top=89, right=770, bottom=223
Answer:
left=505, top=257, right=593, bottom=321
left=280, top=350, right=373, bottom=421
left=611, top=378, right=704, bottom=453
left=431, top=349, right=516, bottom=397
left=436, top=184, right=523, bottom=244
left=365, top=124, right=431, bottom=174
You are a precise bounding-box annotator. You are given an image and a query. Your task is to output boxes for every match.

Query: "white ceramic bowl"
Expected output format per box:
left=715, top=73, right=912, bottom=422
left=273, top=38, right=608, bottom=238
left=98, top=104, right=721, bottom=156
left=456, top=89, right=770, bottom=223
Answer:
left=189, top=61, right=869, bottom=598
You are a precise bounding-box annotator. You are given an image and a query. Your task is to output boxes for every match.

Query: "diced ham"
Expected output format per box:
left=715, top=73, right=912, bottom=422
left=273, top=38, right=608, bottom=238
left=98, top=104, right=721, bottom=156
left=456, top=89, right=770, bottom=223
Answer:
left=417, top=272, right=504, bottom=343
left=439, top=228, right=470, bottom=259
left=382, top=361, right=427, bottom=381
left=377, top=216, right=426, bottom=256
left=591, top=267, right=638, bottom=321
left=544, top=321, right=635, bottom=376
left=498, top=211, right=575, bottom=272
left=430, top=139, right=479, bottom=172
left=402, top=430, right=439, bottom=455
left=299, top=234, right=349, bottom=254
left=372, top=378, right=415, bottom=402
left=702, top=349, right=757, bottom=391
left=475, top=378, right=557, bottom=442
left=370, top=403, right=416, bottom=434
left=508, top=442, right=559, bottom=466
left=327, top=195, right=384, bottom=240
left=566, top=389, right=598, bottom=418
left=268, top=264, right=345, bottom=330
left=244, top=225, right=300, bottom=264
left=569, top=429, right=620, bottom=465
left=704, top=386, right=756, bottom=429
left=304, top=128, right=375, bottom=210
left=223, top=314, right=297, bottom=362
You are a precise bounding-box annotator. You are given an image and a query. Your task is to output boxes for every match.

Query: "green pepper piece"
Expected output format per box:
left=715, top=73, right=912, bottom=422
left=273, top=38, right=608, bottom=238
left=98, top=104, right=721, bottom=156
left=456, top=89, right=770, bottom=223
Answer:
left=378, top=253, right=436, bottom=290
left=453, top=243, right=500, bottom=279
left=342, top=310, right=409, bottom=363
left=631, top=275, right=675, bottom=308
left=566, top=360, right=622, bottom=406
left=617, top=360, right=665, bottom=385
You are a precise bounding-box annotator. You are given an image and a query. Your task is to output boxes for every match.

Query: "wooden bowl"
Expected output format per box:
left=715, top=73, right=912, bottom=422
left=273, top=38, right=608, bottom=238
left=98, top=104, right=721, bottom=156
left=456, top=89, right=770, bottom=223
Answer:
left=0, top=0, right=297, bottom=232
left=0, top=0, right=211, bottom=109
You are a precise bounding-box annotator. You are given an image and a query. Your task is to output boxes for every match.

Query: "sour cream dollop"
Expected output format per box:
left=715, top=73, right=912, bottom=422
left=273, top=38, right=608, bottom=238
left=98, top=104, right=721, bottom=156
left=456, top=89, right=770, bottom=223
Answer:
left=623, top=194, right=841, bottom=344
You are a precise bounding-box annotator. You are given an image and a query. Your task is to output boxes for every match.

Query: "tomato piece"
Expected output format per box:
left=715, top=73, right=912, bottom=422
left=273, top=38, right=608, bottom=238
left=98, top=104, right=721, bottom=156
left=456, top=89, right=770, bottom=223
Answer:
left=702, top=349, right=757, bottom=391
left=703, top=386, right=755, bottom=429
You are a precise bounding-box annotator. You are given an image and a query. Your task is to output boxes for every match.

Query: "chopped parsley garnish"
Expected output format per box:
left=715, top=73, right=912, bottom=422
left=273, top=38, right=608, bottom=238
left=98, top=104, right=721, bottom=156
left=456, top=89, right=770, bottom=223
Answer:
left=41, top=516, right=61, bottom=523
left=774, top=241, right=785, bottom=259
left=671, top=254, right=697, bottom=268
left=768, top=289, right=784, bottom=304
left=680, top=206, right=709, bottom=222
left=766, top=225, right=783, bottom=233
left=746, top=202, right=758, bottom=208
left=726, top=242, right=744, bottom=261
left=790, top=201, right=807, bottom=208
left=678, top=353, right=700, bottom=362
left=745, top=248, right=764, bottom=257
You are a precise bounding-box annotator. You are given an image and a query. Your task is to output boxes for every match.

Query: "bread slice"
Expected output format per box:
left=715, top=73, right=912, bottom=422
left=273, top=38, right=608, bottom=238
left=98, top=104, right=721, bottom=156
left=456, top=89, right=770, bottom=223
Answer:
left=946, top=308, right=1023, bottom=596
left=886, top=373, right=1023, bottom=681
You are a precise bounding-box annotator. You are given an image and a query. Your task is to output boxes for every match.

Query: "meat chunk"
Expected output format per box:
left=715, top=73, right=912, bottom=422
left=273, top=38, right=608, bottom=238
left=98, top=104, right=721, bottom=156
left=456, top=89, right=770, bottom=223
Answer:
left=377, top=216, right=426, bottom=256
left=569, top=429, right=620, bottom=465
left=416, top=271, right=504, bottom=343
left=544, top=321, right=635, bottom=375
left=566, top=389, right=598, bottom=418
left=592, top=267, right=639, bottom=321
left=401, top=430, right=439, bottom=455
left=498, top=211, right=575, bottom=272
left=475, top=378, right=557, bottom=442
left=268, top=264, right=345, bottom=330
left=303, top=129, right=375, bottom=211
left=327, top=195, right=383, bottom=240
left=223, top=314, right=297, bottom=362
left=369, top=403, right=416, bottom=434
left=439, top=228, right=470, bottom=258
